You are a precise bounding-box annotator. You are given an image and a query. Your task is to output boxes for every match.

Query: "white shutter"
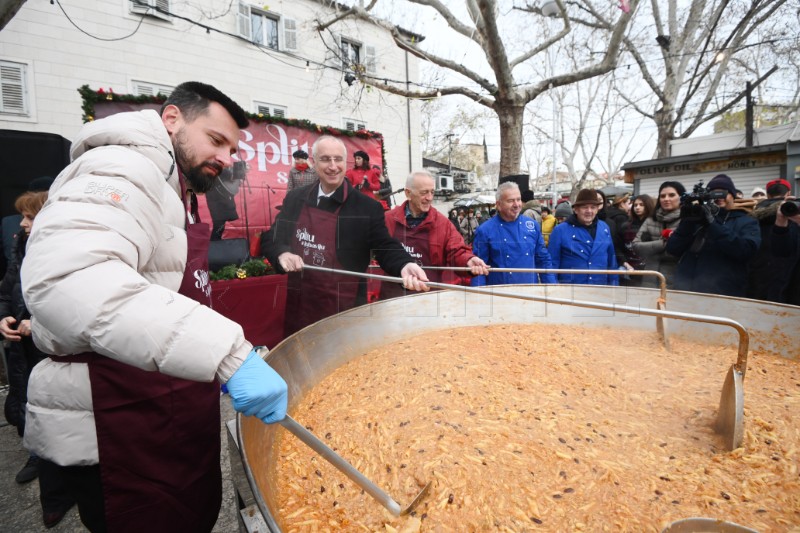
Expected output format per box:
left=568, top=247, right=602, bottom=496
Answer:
left=282, top=18, right=297, bottom=51
left=337, top=34, right=346, bottom=67
left=130, top=0, right=148, bottom=14
left=130, top=0, right=170, bottom=20
left=136, top=84, right=154, bottom=96
left=0, top=62, right=26, bottom=115
left=132, top=81, right=173, bottom=97
left=343, top=119, right=366, bottom=131
left=365, top=45, right=377, bottom=75
left=255, top=102, right=287, bottom=117
left=237, top=1, right=251, bottom=40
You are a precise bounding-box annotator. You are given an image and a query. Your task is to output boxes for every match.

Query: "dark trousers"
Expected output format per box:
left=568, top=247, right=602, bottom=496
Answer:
left=39, top=459, right=105, bottom=532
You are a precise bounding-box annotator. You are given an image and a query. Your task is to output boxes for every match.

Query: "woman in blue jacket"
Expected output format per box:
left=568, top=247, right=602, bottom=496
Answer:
left=548, top=189, right=620, bottom=285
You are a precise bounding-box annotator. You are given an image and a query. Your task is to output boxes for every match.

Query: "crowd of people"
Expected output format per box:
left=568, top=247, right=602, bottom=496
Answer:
left=2, top=78, right=799, bottom=533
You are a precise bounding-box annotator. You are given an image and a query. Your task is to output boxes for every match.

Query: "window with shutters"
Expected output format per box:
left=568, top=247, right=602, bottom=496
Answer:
left=252, top=11, right=279, bottom=50
left=343, top=118, right=367, bottom=132
left=0, top=60, right=28, bottom=116
left=129, top=0, right=171, bottom=21
left=340, top=38, right=361, bottom=70
left=236, top=1, right=296, bottom=52
left=340, top=38, right=377, bottom=75
left=132, top=80, right=173, bottom=98
left=254, top=101, right=287, bottom=119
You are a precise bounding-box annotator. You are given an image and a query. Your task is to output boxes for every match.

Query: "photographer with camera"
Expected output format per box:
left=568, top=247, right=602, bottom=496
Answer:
left=747, top=179, right=796, bottom=303
left=769, top=193, right=800, bottom=305
left=665, top=174, right=760, bottom=297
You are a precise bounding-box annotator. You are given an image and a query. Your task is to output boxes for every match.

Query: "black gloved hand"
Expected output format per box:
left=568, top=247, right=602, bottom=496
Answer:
left=680, top=202, right=702, bottom=223
left=700, top=203, right=716, bottom=226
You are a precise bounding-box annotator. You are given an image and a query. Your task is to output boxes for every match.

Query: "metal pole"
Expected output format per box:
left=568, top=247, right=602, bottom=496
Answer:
left=551, top=81, right=558, bottom=207
left=447, top=133, right=454, bottom=174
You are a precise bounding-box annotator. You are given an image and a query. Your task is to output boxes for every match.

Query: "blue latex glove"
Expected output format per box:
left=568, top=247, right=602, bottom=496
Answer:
left=226, top=350, right=288, bottom=424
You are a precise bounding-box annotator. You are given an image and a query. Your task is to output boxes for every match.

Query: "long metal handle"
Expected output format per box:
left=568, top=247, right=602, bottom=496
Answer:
left=279, top=415, right=403, bottom=515
left=371, top=264, right=670, bottom=347
left=280, top=415, right=431, bottom=516
left=370, top=265, right=667, bottom=300
left=305, top=264, right=748, bottom=377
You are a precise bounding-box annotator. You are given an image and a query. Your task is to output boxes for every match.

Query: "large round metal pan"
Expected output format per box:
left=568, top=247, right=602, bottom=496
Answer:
left=238, top=285, right=799, bottom=531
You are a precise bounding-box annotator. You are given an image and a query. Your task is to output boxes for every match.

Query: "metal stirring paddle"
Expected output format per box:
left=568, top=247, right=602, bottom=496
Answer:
left=279, top=415, right=431, bottom=516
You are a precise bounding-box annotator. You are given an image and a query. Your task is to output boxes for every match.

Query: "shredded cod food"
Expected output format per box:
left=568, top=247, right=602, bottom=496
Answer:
left=273, top=324, right=800, bottom=532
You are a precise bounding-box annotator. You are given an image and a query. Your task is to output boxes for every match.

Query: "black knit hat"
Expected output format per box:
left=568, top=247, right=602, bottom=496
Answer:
left=292, top=149, right=308, bottom=159
left=353, top=150, right=369, bottom=162
left=658, top=180, right=686, bottom=197
left=706, top=174, right=737, bottom=197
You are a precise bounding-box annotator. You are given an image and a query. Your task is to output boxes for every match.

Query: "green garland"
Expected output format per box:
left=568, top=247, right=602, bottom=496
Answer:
left=210, top=259, right=276, bottom=281
left=78, top=85, right=388, bottom=174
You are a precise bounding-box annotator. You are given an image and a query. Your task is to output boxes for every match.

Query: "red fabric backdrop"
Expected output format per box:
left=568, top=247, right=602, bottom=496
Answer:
left=93, top=101, right=384, bottom=256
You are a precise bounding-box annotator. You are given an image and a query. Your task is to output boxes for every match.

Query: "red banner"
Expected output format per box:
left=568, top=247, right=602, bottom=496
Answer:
left=91, top=99, right=384, bottom=255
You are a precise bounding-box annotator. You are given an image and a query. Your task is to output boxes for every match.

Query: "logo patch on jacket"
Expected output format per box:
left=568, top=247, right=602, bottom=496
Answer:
left=525, top=220, right=536, bottom=231
left=84, top=181, right=129, bottom=203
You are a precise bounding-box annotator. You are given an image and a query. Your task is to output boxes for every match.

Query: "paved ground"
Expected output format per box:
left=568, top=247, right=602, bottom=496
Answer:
left=0, top=382, right=240, bottom=532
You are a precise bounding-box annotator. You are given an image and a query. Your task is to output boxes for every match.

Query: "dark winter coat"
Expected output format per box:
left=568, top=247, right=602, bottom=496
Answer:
left=666, top=208, right=761, bottom=297
left=746, top=199, right=800, bottom=303
left=604, top=205, right=629, bottom=266
left=0, top=230, right=47, bottom=435
left=770, top=222, right=800, bottom=306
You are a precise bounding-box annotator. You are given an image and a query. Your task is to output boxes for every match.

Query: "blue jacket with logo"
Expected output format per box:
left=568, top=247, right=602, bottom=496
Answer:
left=547, top=217, right=620, bottom=285
left=470, top=215, right=556, bottom=286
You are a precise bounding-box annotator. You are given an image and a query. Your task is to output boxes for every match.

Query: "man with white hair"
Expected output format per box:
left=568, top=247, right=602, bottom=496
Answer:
left=382, top=170, right=489, bottom=298
left=470, top=182, right=556, bottom=286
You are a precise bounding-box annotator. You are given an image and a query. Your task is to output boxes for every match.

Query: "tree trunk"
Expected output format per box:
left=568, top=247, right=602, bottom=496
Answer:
left=654, top=106, right=676, bottom=159
left=496, top=103, right=525, bottom=178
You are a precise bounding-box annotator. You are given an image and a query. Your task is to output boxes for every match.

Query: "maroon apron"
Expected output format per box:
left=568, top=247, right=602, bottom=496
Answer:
left=59, top=186, right=221, bottom=531
left=283, top=188, right=360, bottom=338
left=381, top=220, right=464, bottom=300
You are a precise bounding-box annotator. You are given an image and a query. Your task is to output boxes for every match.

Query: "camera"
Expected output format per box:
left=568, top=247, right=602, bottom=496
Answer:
left=780, top=200, right=800, bottom=217
left=680, top=180, right=727, bottom=220
left=680, top=180, right=728, bottom=207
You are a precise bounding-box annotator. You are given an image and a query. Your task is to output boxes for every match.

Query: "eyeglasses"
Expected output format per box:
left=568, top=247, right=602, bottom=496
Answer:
left=317, top=156, right=344, bottom=163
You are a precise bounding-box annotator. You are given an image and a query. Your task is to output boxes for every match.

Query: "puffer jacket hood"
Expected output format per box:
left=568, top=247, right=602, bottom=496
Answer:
left=68, top=110, right=179, bottom=196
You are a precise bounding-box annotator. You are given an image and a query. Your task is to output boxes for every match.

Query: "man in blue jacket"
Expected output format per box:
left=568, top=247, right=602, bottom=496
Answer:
left=666, top=173, right=760, bottom=297
left=548, top=188, right=620, bottom=285
left=470, top=182, right=556, bottom=286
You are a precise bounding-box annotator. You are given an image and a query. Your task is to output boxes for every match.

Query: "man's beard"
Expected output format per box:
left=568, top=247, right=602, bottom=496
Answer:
left=174, top=129, right=224, bottom=194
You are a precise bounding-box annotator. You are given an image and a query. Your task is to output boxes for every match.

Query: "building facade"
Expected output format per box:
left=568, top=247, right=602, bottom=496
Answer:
left=623, top=122, right=800, bottom=198
left=0, top=0, right=423, bottom=180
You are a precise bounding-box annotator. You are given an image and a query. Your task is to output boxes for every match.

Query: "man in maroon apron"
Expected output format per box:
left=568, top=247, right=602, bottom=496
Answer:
left=382, top=170, right=489, bottom=300
left=22, top=82, right=287, bottom=532
left=261, top=136, right=430, bottom=339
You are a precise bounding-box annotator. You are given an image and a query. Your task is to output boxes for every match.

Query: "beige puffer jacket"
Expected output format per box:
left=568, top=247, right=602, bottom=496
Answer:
left=21, top=110, right=252, bottom=466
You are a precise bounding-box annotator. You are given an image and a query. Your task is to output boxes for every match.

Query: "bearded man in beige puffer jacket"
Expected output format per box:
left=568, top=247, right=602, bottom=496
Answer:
left=21, top=82, right=287, bottom=532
